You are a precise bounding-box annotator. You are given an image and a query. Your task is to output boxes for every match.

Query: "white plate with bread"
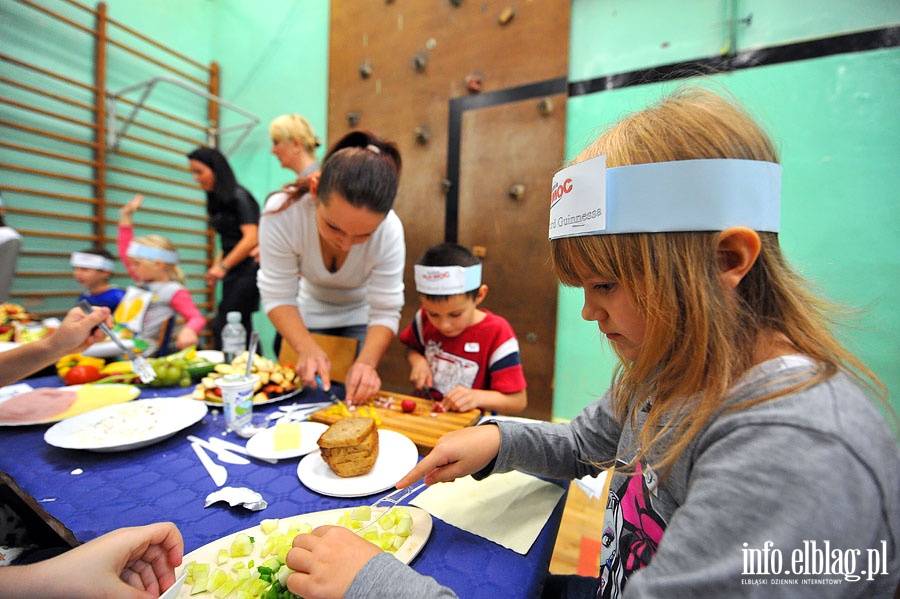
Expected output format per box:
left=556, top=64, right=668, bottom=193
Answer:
left=297, top=422, right=419, bottom=497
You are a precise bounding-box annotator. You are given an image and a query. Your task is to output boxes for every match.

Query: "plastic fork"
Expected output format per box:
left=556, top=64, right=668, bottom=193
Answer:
left=356, top=482, right=426, bottom=536
left=78, top=300, right=156, bottom=383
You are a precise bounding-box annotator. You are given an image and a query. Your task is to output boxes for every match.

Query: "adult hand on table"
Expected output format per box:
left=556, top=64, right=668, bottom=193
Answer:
left=343, top=360, right=381, bottom=405
left=0, top=521, right=184, bottom=599
left=297, top=342, right=333, bottom=391
left=286, top=525, right=381, bottom=599
left=397, top=424, right=501, bottom=487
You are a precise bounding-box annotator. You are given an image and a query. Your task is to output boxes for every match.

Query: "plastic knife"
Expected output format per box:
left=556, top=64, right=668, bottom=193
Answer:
left=191, top=442, right=227, bottom=486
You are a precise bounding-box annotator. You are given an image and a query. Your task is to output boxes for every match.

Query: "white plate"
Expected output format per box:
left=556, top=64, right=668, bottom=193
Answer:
left=245, top=421, right=328, bottom=461
left=44, top=397, right=208, bottom=452
left=0, top=341, right=19, bottom=353
left=195, top=349, right=225, bottom=364
left=297, top=429, right=418, bottom=497
left=175, top=505, right=432, bottom=598
left=0, top=384, right=141, bottom=426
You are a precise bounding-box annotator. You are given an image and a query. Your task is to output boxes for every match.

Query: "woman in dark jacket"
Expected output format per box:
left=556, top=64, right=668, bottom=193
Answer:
left=187, top=147, right=260, bottom=350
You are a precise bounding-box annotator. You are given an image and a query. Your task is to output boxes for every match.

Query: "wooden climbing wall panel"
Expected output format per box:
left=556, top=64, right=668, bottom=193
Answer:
left=329, top=0, right=570, bottom=421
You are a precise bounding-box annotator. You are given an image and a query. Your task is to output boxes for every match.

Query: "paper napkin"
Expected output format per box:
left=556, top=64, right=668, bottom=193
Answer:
left=410, top=470, right=565, bottom=554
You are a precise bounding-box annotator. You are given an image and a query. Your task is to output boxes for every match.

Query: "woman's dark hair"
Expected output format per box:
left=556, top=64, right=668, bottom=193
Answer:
left=187, top=147, right=238, bottom=213
left=265, top=130, right=401, bottom=216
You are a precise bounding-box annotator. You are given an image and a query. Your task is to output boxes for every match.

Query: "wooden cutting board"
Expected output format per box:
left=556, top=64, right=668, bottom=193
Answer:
left=308, top=390, right=481, bottom=456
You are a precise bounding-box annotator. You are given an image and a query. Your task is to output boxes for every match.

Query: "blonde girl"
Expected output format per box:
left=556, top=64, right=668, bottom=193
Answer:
left=282, top=88, right=900, bottom=599
left=118, top=195, right=206, bottom=354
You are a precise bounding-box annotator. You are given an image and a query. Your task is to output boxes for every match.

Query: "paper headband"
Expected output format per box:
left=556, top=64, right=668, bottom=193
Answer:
left=126, top=242, right=179, bottom=265
left=414, top=264, right=482, bottom=295
left=548, top=156, right=781, bottom=240
left=70, top=252, right=114, bottom=271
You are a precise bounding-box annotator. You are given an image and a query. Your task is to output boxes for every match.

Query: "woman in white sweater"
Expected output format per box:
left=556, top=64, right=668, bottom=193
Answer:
left=258, top=130, right=404, bottom=404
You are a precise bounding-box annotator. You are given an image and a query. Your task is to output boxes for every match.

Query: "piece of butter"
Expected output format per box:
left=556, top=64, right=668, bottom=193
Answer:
left=273, top=421, right=302, bottom=451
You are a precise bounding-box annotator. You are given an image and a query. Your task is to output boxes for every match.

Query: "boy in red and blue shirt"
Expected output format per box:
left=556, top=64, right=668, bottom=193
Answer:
left=399, top=243, right=527, bottom=414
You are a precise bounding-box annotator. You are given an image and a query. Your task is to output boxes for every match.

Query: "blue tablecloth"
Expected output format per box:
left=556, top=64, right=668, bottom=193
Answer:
left=0, top=375, right=566, bottom=598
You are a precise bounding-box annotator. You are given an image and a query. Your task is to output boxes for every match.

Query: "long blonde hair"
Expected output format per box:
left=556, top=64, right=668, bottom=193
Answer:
left=551, top=87, right=886, bottom=475
left=132, top=234, right=186, bottom=285
left=269, top=114, right=321, bottom=153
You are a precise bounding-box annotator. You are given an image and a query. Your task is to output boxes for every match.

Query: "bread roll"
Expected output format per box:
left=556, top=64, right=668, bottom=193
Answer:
left=317, top=417, right=379, bottom=477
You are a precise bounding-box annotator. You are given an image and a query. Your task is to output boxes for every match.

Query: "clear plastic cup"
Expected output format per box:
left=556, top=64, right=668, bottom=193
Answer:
left=216, top=374, right=258, bottom=437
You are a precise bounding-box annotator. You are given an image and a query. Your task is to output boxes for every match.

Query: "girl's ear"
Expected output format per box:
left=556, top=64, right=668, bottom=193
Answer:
left=716, top=227, right=761, bottom=289
left=309, top=173, right=320, bottom=198
left=474, top=284, right=489, bottom=305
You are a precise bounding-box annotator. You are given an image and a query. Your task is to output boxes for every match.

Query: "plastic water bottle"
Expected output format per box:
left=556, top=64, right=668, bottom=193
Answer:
left=221, top=311, right=247, bottom=363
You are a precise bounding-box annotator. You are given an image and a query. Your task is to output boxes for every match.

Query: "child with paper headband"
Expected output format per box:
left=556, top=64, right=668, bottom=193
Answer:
left=399, top=242, right=527, bottom=414
left=70, top=247, right=124, bottom=312
left=117, top=195, right=206, bottom=354
left=283, top=88, right=900, bottom=598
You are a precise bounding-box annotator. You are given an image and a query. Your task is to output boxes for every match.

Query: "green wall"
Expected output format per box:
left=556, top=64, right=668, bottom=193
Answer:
left=3, top=1, right=897, bottom=420
left=555, top=1, right=900, bottom=420
left=103, top=0, right=331, bottom=357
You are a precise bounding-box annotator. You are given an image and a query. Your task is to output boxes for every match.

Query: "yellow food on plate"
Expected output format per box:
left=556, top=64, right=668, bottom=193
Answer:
left=273, top=422, right=301, bottom=452
left=180, top=508, right=415, bottom=597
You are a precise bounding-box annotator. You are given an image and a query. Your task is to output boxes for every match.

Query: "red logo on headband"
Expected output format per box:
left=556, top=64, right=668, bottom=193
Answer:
left=423, top=271, right=451, bottom=280
left=550, top=178, right=573, bottom=205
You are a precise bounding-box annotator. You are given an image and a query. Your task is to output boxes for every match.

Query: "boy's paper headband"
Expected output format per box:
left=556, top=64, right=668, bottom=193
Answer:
left=126, top=242, right=179, bottom=265
left=414, top=264, right=482, bottom=295
left=548, top=156, right=781, bottom=240
left=70, top=252, right=114, bottom=271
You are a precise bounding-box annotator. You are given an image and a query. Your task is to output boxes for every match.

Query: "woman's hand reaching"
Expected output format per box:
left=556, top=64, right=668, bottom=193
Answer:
left=296, top=342, right=332, bottom=391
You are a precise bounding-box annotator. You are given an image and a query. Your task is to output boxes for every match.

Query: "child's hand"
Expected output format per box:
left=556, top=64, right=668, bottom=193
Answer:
left=8, top=522, right=183, bottom=599
left=397, top=424, right=501, bottom=487
left=174, top=327, right=199, bottom=351
left=119, top=194, right=143, bottom=224
left=442, top=386, right=482, bottom=413
left=408, top=358, right=433, bottom=390
left=286, top=526, right=380, bottom=599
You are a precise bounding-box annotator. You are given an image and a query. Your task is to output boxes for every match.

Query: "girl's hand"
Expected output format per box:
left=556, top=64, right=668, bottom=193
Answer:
left=396, top=424, right=500, bottom=487
left=285, top=526, right=380, bottom=599
left=343, top=361, right=381, bottom=405
left=7, top=522, right=183, bottom=599
left=119, top=194, right=143, bottom=224
left=442, top=386, right=481, bottom=413
left=174, top=328, right=199, bottom=351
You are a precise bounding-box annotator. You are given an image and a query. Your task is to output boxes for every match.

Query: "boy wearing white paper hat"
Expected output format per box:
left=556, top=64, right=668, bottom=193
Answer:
left=399, top=242, right=527, bottom=414
left=70, top=247, right=125, bottom=312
